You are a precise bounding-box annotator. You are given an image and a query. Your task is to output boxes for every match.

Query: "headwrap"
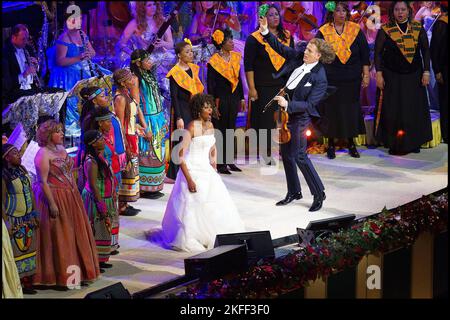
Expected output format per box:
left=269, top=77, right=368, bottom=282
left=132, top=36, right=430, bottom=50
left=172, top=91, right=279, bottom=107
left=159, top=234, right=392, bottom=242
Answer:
left=131, top=49, right=150, bottom=64
left=95, top=112, right=113, bottom=122
left=84, top=130, right=103, bottom=146
left=87, top=87, right=103, bottom=101
left=2, top=143, right=16, bottom=159
left=113, top=68, right=134, bottom=85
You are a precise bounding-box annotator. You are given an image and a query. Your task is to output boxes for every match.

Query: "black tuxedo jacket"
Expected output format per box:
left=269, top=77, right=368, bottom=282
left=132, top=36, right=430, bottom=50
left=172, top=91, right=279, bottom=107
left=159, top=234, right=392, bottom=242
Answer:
left=262, top=32, right=335, bottom=119
left=2, top=40, right=38, bottom=107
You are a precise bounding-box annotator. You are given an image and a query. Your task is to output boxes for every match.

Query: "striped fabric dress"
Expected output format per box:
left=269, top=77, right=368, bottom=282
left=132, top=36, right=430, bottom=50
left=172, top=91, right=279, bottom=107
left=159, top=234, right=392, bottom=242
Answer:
left=2, top=166, right=38, bottom=279
left=137, top=72, right=167, bottom=192
left=81, top=155, right=117, bottom=263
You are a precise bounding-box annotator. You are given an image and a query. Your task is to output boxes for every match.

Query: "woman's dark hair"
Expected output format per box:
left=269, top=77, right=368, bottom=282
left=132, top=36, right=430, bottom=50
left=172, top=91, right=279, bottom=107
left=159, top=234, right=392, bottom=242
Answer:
left=388, top=1, right=414, bottom=24
left=211, top=28, right=233, bottom=50
left=325, top=2, right=351, bottom=24
left=266, top=4, right=288, bottom=43
left=82, top=130, right=110, bottom=179
left=130, top=49, right=149, bottom=79
left=93, top=107, right=112, bottom=131
left=79, top=86, right=101, bottom=126
left=189, top=93, right=215, bottom=119
left=175, top=41, right=191, bottom=55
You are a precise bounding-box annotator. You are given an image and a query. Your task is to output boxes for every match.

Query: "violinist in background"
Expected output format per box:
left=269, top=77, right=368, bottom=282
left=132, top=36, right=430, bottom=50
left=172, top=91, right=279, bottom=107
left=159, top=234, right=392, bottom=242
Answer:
left=430, top=1, right=448, bottom=143
left=281, top=2, right=320, bottom=42
left=189, top=1, right=228, bottom=45
left=258, top=16, right=335, bottom=211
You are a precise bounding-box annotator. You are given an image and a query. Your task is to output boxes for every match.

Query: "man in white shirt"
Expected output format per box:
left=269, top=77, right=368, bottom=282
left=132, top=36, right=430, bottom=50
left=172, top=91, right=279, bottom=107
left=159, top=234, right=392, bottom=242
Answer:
left=260, top=17, right=336, bottom=212
left=2, top=24, right=39, bottom=108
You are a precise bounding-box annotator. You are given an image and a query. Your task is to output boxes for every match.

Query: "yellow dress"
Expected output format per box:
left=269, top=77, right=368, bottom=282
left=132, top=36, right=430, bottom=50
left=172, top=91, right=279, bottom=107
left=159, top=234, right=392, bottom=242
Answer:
left=2, top=219, right=23, bottom=298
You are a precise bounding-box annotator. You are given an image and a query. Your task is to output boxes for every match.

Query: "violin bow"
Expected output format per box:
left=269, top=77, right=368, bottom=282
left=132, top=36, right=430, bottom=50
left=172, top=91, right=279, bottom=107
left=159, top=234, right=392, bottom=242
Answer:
left=263, top=68, right=306, bottom=113
left=357, top=1, right=374, bottom=25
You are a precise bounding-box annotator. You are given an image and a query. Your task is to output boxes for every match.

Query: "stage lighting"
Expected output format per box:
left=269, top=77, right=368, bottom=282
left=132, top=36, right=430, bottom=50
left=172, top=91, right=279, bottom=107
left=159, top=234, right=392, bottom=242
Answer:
left=306, top=129, right=312, bottom=137
left=397, top=130, right=405, bottom=137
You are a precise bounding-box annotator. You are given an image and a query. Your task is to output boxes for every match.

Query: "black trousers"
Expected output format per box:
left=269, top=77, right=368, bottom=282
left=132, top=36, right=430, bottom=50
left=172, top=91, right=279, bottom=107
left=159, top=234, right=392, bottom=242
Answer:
left=281, top=114, right=324, bottom=197
left=212, top=96, right=239, bottom=165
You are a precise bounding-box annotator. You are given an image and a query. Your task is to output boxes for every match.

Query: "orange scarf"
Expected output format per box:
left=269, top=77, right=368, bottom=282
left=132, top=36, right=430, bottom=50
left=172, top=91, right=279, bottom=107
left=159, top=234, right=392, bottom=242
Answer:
left=382, top=21, right=421, bottom=64
left=440, top=14, right=448, bottom=24
left=166, top=63, right=204, bottom=96
left=208, top=51, right=241, bottom=93
left=251, top=30, right=291, bottom=71
left=319, top=21, right=360, bottom=64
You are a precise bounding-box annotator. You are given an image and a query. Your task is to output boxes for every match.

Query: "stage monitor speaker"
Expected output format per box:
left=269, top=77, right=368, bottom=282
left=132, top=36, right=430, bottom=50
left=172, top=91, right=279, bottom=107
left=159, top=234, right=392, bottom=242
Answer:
left=84, top=282, right=131, bottom=299
left=297, top=214, right=356, bottom=246
left=306, top=214, right=356, bottom=232
left=214, top=231, right=275, bottom=264
left=184, top=244, right=247, bottom=280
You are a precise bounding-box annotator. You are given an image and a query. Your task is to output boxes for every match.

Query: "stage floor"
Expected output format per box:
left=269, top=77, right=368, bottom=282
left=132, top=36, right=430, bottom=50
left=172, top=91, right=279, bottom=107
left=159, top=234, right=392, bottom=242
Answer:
left=29, top=144, right=448, bottom=298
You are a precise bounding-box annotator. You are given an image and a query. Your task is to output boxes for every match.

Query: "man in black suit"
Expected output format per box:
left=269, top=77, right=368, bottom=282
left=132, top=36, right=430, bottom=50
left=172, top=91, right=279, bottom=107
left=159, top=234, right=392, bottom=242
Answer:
left=2, top=24, right=40, bottom=109
left=259, top=17, right=336, bottom=212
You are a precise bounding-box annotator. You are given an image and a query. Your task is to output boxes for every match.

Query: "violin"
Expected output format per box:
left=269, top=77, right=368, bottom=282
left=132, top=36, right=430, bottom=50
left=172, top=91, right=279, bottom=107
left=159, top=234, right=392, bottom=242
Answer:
left=283, top=3, right=318, bottom=40
left=273, top=89, right=291, bottom=145
left=283, top=3, right=318, bottom=31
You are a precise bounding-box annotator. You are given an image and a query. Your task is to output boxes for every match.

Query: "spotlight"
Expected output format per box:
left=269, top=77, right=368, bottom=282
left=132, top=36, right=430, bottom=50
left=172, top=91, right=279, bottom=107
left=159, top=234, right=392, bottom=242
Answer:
left=305, top=129, right=312, bottom=137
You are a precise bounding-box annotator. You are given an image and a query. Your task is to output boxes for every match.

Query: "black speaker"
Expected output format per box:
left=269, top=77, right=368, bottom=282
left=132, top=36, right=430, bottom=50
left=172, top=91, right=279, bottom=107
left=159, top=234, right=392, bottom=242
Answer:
left=306, top=214, right=356, bottom=232
left=184, top=244, right=248, bottom=280
left=214, top=231, right=275, bottom=264
left=84, top=282, right=131, bottom=299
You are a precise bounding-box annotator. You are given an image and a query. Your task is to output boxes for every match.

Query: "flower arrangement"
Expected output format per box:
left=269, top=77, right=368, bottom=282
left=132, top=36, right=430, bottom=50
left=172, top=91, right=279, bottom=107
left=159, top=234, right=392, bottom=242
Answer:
left=173, top=190, right=448, bottom=299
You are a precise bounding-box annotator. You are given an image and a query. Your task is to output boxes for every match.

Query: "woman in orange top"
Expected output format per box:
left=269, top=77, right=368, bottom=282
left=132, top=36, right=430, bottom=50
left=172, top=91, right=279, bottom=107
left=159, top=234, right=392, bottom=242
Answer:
left=207, top=28, right=245, bottom=174
left=316, top=1, right=370, bottom=159
left=166, top=40, right=204, bottom=180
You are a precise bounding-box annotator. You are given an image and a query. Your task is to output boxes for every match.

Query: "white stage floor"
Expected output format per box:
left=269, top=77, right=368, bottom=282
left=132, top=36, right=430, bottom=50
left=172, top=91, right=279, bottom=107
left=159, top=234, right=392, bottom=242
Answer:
left=30, top=144, right=448, bottom=298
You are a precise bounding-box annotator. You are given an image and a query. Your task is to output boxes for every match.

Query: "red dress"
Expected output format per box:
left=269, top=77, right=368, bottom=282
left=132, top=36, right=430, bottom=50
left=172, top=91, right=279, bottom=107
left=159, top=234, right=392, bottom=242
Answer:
left=33, top=155, right=100, bottom=286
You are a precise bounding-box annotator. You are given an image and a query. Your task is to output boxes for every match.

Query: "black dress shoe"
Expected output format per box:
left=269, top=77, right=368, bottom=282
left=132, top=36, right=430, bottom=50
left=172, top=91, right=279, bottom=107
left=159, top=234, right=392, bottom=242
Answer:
left=22, top=287, right=38, bottom=295
left=100, top=268, right=105, bottom=273
left=411, top=148, right=421, bottom=153
left=276, top=192, right=303, bottom=206
left=110, top=250, right=120, bottom=255
left=217, top=165, right=232, bottom=174
left=348, top=145, right=360, bottom=158
left=100, top=262, right=113, bottom=269
left=141, top=191, right=164, bottom=199
left=327, top=147, right=336, bottom=159
left=127, top=205, right=141, bottom=212
left=228, top=164, right=242, bottom=172
left=120, top=207, right=139, bottom=216
left=309, top=192, right=326, bottom=212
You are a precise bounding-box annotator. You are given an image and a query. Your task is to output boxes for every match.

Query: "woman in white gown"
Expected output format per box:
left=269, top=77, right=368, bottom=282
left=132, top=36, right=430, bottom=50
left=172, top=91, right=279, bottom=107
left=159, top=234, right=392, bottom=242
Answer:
left=161, top=94, right=245, bottom=252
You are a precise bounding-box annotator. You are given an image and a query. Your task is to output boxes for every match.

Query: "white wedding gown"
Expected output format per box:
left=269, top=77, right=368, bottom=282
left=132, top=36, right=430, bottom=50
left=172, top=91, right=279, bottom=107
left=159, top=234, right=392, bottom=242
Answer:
left=161, top=134, right=245, bottom=252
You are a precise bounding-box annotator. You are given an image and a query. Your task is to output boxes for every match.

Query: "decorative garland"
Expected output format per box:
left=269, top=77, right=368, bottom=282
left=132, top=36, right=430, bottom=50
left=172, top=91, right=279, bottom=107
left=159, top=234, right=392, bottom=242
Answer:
left=173, top=191, right=448, bottom=299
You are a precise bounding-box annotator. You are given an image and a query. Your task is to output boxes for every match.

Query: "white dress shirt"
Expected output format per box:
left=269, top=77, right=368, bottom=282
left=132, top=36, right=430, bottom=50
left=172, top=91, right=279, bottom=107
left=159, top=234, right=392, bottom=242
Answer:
left=15, top=47, right=33, bottom=90
left=286, top=61, right=318, bottom=90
